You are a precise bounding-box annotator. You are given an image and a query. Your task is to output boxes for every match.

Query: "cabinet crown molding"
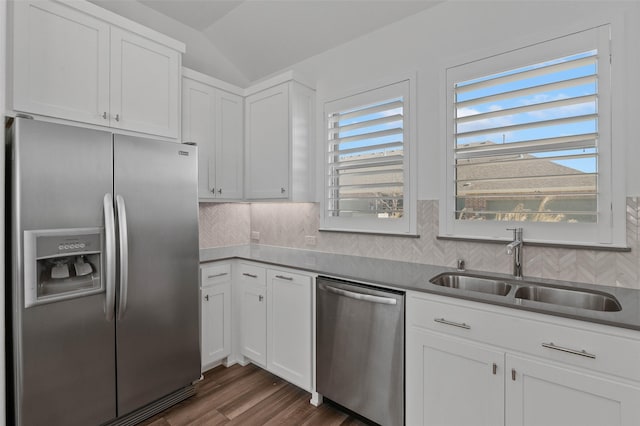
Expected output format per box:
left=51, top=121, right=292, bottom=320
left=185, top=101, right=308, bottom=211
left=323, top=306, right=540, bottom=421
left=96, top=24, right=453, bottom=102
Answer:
left=182, top=67, right=244, bottom=97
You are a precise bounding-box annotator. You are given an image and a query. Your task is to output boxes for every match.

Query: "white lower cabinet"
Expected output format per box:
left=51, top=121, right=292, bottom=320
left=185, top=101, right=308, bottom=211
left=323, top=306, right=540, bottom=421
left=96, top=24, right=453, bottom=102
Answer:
left=406, top=291, right=640, bottom=426
left=238, top=263, right=267, bottom=366
left=200, top=263, right=232, bottom=371
left=266, top=269, right=312, bottom=390
left=506, top=354, right=640, bottom=426
left=406, top=328, right=504, bottom=426
left=237, top=262, right=313, bottom=391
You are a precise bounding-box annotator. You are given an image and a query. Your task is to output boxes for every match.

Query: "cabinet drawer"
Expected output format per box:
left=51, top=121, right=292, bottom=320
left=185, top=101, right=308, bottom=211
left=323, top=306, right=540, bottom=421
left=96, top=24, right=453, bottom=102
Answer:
left=505, top=314, right=640, bottom=383
left=408, top=294, right=498, bottom=343
left=408, top=293, right=640, bottom=382
left=268, top=269, right=311, bottom=287
left=238, top=263, right=266, bottom=286
left=200, top=263, right=231, bottom=287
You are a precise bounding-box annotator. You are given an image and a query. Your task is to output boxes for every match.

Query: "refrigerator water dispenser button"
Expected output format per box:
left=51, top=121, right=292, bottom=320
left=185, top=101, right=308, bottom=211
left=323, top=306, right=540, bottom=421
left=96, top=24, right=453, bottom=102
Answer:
left=51, top=263, right=70, bottom=279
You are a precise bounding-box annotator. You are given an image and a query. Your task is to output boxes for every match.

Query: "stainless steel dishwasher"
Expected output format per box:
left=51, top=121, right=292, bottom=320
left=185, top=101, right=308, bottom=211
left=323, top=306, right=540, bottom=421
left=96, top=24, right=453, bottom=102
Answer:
left=316, top=276, right=404, bottom=426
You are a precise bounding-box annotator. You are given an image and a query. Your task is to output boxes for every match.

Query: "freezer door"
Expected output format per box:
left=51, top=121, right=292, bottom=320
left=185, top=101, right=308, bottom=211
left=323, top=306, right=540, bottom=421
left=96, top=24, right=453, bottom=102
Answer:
left=9, top=118, right=116, bottom=426
left=113, top=135, right=200, bottom=416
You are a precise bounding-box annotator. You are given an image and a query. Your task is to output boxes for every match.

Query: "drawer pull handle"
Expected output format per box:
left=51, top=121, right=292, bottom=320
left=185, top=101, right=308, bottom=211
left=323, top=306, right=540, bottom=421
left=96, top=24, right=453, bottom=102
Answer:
left=434, top=318, right=470, bottom=330
left=207, top=272, right=228, bottom=279
left=243, top=273, right=258, bottom=278
left=542, top=342, right=596, bottom=359
left=275, top=275, right=293, bottom=281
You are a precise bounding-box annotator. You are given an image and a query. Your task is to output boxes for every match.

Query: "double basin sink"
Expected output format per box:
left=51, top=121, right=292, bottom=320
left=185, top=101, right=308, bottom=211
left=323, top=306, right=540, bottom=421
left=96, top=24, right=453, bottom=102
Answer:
left=429, top=272, right=622, bottom=312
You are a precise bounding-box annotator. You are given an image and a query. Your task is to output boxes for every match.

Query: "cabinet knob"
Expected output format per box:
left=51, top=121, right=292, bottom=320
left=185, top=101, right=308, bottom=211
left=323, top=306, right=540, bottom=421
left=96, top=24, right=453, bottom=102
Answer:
left=258, top=295, right=264, bottom=302
left=511, top=368, right=516, bottom=381
left=115, top=114, right=120, bottom=122
left=204, top=295, right=209, bottom=301
left=211, top=188, right=216, bottom=194
left=102, top=112, right=108, bottom=119
left=218, top=188, right=222, bottom=194
left=280, top=187, right=286, bottom=194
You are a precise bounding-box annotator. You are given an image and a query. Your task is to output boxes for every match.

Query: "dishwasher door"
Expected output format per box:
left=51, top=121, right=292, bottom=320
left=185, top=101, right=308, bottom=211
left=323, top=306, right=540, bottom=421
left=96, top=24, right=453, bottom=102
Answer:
left=316, top=276, right=404, bottom=426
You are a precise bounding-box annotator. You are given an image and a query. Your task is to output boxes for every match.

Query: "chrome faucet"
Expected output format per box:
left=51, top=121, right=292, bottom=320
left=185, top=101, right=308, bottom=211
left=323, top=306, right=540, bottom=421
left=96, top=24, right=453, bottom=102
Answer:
left=506, top=227, right=523, bottom=278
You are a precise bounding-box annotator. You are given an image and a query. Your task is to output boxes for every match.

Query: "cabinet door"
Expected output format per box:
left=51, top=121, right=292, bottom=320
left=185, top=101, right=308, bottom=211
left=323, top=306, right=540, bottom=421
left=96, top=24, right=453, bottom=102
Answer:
left=215, top=90, right=244, bottom=200
left=245, top=84, right=290, bottom=199
left=506, top=354, right=640, bottom=426
left=239, top=282, right=267, bottom=366
left=201, top=282, right=231, bottom=369
left=12, top=0, right=110, bottom=125
left=406, top=328, right=504, bottom=426
left=182, top=78, right=216, bottom=200
left=266, top=270, right=312, bottom=390
left=110, top=27, right=180, bottom=138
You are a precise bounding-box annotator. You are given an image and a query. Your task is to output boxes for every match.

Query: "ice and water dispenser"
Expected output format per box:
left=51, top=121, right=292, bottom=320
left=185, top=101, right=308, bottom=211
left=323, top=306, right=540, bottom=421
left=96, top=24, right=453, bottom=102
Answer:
left=23, top=228, right=104, bottom=307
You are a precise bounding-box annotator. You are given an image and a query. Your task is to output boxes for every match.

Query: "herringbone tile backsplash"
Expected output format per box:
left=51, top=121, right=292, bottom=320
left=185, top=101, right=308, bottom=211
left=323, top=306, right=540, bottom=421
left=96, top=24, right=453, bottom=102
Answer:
left=199, top=198, right=640, bottom=290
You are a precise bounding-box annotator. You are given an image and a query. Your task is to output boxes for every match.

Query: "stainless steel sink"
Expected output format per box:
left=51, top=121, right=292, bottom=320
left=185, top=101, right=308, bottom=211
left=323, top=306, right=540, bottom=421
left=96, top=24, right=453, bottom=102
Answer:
left=515, top=285, right=622, bottom=312
left=430, top=273, right=512, bottom=296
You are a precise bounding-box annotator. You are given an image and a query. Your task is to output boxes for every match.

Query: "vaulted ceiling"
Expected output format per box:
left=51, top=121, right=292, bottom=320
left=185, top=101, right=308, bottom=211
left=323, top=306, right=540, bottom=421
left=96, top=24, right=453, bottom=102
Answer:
left=94, top=0, right=441, bottom=83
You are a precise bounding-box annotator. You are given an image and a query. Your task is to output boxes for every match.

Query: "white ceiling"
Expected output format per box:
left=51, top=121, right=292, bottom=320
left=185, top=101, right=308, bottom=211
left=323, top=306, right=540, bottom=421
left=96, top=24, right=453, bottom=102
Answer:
left=133, top=0, right=441, bottom=82
left=139, top=0, right=244, bottom=31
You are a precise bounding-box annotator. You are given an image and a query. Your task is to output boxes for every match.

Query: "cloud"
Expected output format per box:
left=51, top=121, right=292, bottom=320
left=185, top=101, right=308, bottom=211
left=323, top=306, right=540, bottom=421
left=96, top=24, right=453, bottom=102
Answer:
left=457, top=106, right=515, bottom=136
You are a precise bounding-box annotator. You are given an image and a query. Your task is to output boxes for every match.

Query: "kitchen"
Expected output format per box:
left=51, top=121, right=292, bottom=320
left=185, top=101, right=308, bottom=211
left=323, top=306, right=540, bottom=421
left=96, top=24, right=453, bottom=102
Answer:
left=2, top=0, right=640, bottom=425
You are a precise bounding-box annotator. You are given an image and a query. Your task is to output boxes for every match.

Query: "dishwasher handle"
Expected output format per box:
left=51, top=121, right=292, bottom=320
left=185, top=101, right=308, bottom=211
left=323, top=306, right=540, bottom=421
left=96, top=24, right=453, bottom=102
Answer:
left=322, top=283, right=398, bottom=305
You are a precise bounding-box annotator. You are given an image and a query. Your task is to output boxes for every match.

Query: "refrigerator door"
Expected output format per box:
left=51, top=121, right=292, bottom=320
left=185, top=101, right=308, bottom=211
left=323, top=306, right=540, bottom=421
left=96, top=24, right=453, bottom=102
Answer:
left=113, top=135, right=200, bottom=416
left=9, top=118, right=116, bottom=425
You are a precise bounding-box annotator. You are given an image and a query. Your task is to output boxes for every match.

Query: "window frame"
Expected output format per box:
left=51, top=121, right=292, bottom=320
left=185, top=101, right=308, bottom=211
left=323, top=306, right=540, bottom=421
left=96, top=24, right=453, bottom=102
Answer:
left=440, top=24, right=626, bottom=247
left=320, top=77, right=417, bottom=235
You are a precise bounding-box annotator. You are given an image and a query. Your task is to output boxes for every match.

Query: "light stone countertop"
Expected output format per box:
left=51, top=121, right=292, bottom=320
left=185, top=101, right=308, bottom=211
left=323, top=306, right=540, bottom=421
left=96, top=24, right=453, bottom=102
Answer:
left=200, top=244, right=640, bottom=332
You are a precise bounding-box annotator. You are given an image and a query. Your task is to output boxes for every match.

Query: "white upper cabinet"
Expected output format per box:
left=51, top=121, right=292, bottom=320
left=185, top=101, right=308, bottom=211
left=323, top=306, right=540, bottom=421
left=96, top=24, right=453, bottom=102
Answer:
left=182, top=68, right=244, bottom=200
left=244, top=78, right=314, bottom=201
left=12, top=1, right=110, bottom=126
left=11, top=0, right=184, bottom=139
left=110, top=27, right=180, bottom=138
left=215, top=90, right=244, bottom=199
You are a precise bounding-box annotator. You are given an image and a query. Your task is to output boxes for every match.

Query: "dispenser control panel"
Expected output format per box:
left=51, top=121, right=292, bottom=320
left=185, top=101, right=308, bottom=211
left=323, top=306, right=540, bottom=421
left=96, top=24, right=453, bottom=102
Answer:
left=24, top=228, right=104, bottom=308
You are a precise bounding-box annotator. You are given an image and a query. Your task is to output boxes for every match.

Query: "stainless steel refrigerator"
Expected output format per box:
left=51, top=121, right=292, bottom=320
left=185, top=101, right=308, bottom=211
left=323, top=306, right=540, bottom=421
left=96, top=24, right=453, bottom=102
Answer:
left=6, top=117, right=201, bottom=425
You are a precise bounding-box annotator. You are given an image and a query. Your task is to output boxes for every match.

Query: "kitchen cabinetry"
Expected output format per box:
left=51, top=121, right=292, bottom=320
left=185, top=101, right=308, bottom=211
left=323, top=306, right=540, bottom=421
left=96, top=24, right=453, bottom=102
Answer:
left=406, top=292, right=640, bottom=426
left=237, top=262, right=313, bottom=391
left=266, top=269, right=312, bottom=390
left=11, top=0, right=183, bottom=139
left=244, top=78, right=314, bottom=201
left=407, top=329, right=504, bottom=426
left=506, top=354, right=640, bottom=426
left=238, top=263, right=267, bottom=366
left=182, top=68, right=244, bottom=200
left=200, top=263, right=232, bottom=370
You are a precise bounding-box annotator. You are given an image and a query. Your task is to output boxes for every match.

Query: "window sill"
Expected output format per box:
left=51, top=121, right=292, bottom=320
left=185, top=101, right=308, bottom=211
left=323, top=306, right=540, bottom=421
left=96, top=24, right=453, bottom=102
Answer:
left=436, top=235, right=630, bottom=252
left=319, top=228, right=420, bottom=238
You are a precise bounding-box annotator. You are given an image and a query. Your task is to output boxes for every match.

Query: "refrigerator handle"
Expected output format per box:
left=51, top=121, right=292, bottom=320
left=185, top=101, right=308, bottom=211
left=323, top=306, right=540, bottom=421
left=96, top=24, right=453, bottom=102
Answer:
left=116, top=195, right=129, bottom=321
left=103, top=194, right=116, bottom=321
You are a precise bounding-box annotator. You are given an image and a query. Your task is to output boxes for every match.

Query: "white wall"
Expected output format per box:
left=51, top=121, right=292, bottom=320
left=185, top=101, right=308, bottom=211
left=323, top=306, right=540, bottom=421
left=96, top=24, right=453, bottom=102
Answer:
left=89, top=0, right=250, bottom=87
left=280, top=1, right=640, bottom=201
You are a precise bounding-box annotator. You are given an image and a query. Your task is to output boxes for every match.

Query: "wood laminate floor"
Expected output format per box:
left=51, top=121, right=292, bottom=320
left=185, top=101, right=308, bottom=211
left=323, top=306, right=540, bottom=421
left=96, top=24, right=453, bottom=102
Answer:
left=140, top=363, right=370, bottom=426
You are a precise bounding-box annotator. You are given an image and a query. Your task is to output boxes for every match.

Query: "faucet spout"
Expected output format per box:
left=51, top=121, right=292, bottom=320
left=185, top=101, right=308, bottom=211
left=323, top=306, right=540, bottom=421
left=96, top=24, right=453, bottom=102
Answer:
left=506, top=228, right=523, bottom=278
